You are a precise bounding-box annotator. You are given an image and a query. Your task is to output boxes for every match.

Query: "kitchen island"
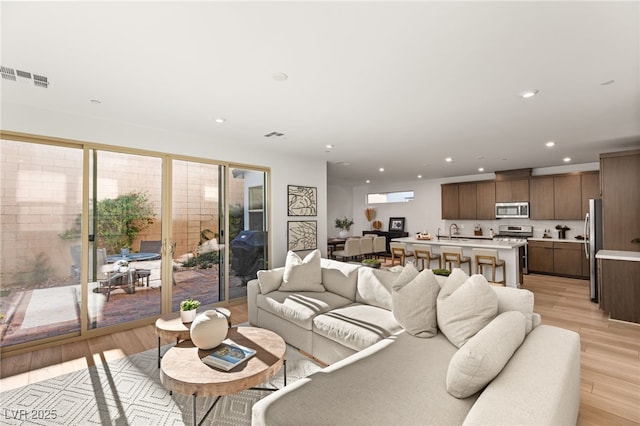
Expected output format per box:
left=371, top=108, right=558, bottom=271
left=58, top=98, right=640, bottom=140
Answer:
left=392, top=237, right=526, bottom=288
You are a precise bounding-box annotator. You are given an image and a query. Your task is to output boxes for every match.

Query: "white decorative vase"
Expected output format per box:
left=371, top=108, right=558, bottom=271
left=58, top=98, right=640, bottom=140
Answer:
left=190, top=310, right=229, bottom=350
left=180, top=309, right=197, bottom=323
left=339, top=229, right=349, bottom=238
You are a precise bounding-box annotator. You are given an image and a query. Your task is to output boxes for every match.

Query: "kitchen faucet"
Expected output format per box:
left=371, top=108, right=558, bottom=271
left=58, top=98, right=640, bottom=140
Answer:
left=449, top=223, right=459, bottom=237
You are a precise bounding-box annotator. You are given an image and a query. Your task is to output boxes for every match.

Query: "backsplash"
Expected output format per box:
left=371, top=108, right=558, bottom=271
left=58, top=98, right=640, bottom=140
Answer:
left=441, top=219, right=585, bottom=240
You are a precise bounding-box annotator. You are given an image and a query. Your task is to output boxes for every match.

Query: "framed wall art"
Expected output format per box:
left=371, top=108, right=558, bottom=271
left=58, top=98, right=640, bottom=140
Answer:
left=287, top=220, right=317, bottom=251
left=389, top=217, right=406, bottom=232
left=288, top=185, right=317, bottom=216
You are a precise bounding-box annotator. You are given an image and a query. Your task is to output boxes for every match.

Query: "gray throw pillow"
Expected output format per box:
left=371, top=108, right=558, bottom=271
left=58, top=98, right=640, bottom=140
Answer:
left=392, top=267, right=441, bottom=337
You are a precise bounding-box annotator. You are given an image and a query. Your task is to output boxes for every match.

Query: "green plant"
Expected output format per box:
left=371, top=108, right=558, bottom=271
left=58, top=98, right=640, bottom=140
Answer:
left=432, top=268, right=451, bottom=277
left=180, top=298, right=201, bottom=311
left=362, top=258, right=381, bottom=268
left=60, top=192, right=156, bottom=254
left=182, top=251, right=219, bottom=269
left=335, top=217, right=354, bottom=230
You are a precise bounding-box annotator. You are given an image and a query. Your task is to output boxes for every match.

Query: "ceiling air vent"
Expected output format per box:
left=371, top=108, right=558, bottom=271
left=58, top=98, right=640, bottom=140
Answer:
left=16, top=70, right=31, bottom=79
left=264, top=131, right=285, bottom=138
left=1, top=66, right=16, bottom=81
left=33, top=74, right=49, bottom=88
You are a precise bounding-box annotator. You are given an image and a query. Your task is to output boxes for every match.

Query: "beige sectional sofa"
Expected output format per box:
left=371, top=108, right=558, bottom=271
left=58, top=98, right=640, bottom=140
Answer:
left=247, top=253, right=580, bottom=425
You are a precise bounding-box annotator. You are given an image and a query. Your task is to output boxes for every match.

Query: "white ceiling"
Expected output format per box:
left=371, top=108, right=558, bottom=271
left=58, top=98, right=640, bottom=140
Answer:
left=2, top=1, right=639, bottom=185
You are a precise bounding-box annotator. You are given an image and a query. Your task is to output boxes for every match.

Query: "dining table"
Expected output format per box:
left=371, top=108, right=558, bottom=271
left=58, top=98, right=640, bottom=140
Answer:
left=327, top=238, right=346, bottom=259
left=106, top=252, right=162, bottom=263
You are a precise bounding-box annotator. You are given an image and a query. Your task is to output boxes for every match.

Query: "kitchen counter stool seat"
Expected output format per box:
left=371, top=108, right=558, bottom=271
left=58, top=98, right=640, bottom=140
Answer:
left=414, top=247, right=441, bottom=270
left=441, top=246, right=471, bottom=274
left=472, top=248, right=505, bottom=285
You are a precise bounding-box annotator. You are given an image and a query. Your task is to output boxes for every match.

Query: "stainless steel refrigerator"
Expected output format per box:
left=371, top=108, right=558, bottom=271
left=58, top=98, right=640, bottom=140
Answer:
left=583, top=198, right=603, bottom=302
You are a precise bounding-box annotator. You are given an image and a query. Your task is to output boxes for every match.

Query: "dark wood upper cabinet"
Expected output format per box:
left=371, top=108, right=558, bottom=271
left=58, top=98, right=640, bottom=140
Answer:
left=476, top=181, right=496, bottom=220
left=441, top=184, right=459, bottom=219
left=530, top=177, right=554, bottom=220
left=458, top=183, right=477, bottom=219
left=495, top=179, right=529, bottom=202
left=581, top=172, right=600, bottom=218
left=554, top=175, right=582, bottom=220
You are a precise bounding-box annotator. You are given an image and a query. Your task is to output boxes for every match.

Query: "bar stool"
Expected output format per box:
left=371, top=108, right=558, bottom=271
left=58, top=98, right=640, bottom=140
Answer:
left=472, top=248, right=506, bottom=285
left=390, top=242, right=413, bottom=266
left=413, top=247, right=441, bottom=271
left=441, top=246, right=471, bottom=274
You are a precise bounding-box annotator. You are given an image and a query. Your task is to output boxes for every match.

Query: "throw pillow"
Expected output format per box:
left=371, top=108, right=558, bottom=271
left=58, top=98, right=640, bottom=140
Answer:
left=437, top=268, right=470, bottom=299
left=437, top=274, right=499, bottom=348
left=491, top=286, right=536, bottom=334
left=446, top=311, right=526, bottom=398
left=355, top=266, right=403, bottom=310
left=279, top=249, right=325, bottom=292
left=257, top=267, right=285, bottom=294
left=392, top=268, right=441, bottom=337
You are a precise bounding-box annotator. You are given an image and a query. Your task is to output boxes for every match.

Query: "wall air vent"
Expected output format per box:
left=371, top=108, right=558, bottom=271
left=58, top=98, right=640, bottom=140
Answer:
left=264, top=131, right=285, bottom=138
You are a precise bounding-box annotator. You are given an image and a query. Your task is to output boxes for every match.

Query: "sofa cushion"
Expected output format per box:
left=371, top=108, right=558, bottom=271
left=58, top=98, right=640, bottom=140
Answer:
left=446, top=311, right=526, bottom=398
left=355, top=266, right=403, bottom=310
left=280, top=249, right=325, bottom=292
left=312, top=303, right=403, bottom=351
left=392, top=267, right=441, bottom=338
left=257, top=291, right=352, bottom=330
left=257, top=267, right=285, bottom=294
left=252, top=332, right=478, bottom=426
left=491, top=286, right=536, bottom=334
left=320, top=259, right=360, bottom=301
left=437, top=274, right=499, bottom=348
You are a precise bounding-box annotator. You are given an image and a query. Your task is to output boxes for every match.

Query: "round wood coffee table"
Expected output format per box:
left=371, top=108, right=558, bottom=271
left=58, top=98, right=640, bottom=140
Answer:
left=160, top=326, right=286, bottom=426
left=154, top=308, right=231, bottom=368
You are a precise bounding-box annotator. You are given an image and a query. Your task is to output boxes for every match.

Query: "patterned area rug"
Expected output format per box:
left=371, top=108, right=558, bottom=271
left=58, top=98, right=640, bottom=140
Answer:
left=0, top=344, right=322, bottom=425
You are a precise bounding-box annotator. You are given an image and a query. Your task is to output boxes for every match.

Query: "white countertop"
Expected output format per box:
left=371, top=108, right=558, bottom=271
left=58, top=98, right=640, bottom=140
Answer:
left=595, top=250, right=640, bottom=262
left=528, top=237, right=585, bottom=244
left=393, top=237, right=525, bottom=250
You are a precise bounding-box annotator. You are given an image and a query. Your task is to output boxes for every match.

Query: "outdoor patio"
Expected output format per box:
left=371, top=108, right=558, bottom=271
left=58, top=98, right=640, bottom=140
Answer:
left=0, top=267, right=246, bottom=348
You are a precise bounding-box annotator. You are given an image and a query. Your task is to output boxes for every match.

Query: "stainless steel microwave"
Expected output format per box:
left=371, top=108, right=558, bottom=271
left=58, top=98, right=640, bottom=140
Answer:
left=495, top=202, right=529, bottom=219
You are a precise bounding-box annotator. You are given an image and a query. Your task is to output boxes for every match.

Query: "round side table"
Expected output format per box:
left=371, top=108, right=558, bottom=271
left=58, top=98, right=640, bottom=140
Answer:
left=154, top=308, right=231, bottom=368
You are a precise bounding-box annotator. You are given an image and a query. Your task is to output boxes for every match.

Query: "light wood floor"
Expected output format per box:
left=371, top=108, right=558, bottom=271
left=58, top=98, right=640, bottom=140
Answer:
left=1, top=275, right=638, bottom=425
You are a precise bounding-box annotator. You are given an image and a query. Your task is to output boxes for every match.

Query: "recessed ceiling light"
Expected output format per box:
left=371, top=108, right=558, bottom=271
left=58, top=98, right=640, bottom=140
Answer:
left=366, top=179, right=370, bottom=184
left=325, top=144, right=334, bottom=149
left=519, top=89, right=539, bottom=98
left=445, top=157, right=453, bottom=163
left=545, top=141, right=556, bottom=147
left=478, top=167, right=485, bottom=172
left=379, top=168, right=384, bottom=172
left=214, top=117, right=226, bottom=123
left=417, top=175, right=422, bottom=179
left=272, top=72, right=288, bottom=82
left=563, top=157, right=572, bottom=163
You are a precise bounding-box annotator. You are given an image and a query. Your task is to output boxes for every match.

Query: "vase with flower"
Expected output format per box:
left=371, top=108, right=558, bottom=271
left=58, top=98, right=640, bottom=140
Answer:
left=335, top=217, right=354, bottom=238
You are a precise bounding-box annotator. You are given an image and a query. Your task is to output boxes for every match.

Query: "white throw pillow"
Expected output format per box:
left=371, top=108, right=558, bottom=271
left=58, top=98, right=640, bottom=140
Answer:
left=437, top=274, right=498, bottom=348
left=446, top=311, right=526, bottom=398
left=356, top=266, right=403, bottom=310
left=257, top=267, right=285, bottom=294
left=491, top=286, right=536, bottom=334
left=279, top=250, right=325, bottom=292
left=438, top=268, right=470, bottom=299
left=392, top=268, right=441, bottom=337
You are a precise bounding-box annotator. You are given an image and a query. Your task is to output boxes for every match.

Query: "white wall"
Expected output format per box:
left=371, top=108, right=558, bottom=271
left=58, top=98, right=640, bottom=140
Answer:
left=327, top=184, right=354, bottom=237
left=341, top=164, right=599, bottom=239
left=2, top=103, right=328, bottom=268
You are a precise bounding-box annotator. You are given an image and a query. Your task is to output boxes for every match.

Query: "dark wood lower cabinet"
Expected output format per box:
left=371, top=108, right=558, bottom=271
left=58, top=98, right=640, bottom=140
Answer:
left=528, top=240, right=588, bottom=279
left=599, top=259, right=640, bottom=324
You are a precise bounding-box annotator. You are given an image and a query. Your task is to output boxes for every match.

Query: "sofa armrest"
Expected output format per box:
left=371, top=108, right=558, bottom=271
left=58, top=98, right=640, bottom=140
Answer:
left=463, top=324, right=580, bottom=426
left=247, top=278, right=261, bottom=326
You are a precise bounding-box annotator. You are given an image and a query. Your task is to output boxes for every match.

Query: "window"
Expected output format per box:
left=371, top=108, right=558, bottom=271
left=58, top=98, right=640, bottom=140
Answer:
left=366, top=191, right=414, bottom=204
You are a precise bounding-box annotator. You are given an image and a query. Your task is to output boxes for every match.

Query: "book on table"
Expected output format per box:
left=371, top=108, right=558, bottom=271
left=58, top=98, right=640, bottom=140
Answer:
left=201, top=340, right=257, bottom=371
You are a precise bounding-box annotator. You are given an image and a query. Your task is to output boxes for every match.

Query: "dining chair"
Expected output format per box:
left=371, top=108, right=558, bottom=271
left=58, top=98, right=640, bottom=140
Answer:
left=333, top=238, right=361, bottom=262
left=359, top=237, right=374, bottom=259
left=373, top=236, right=386, bottom=259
